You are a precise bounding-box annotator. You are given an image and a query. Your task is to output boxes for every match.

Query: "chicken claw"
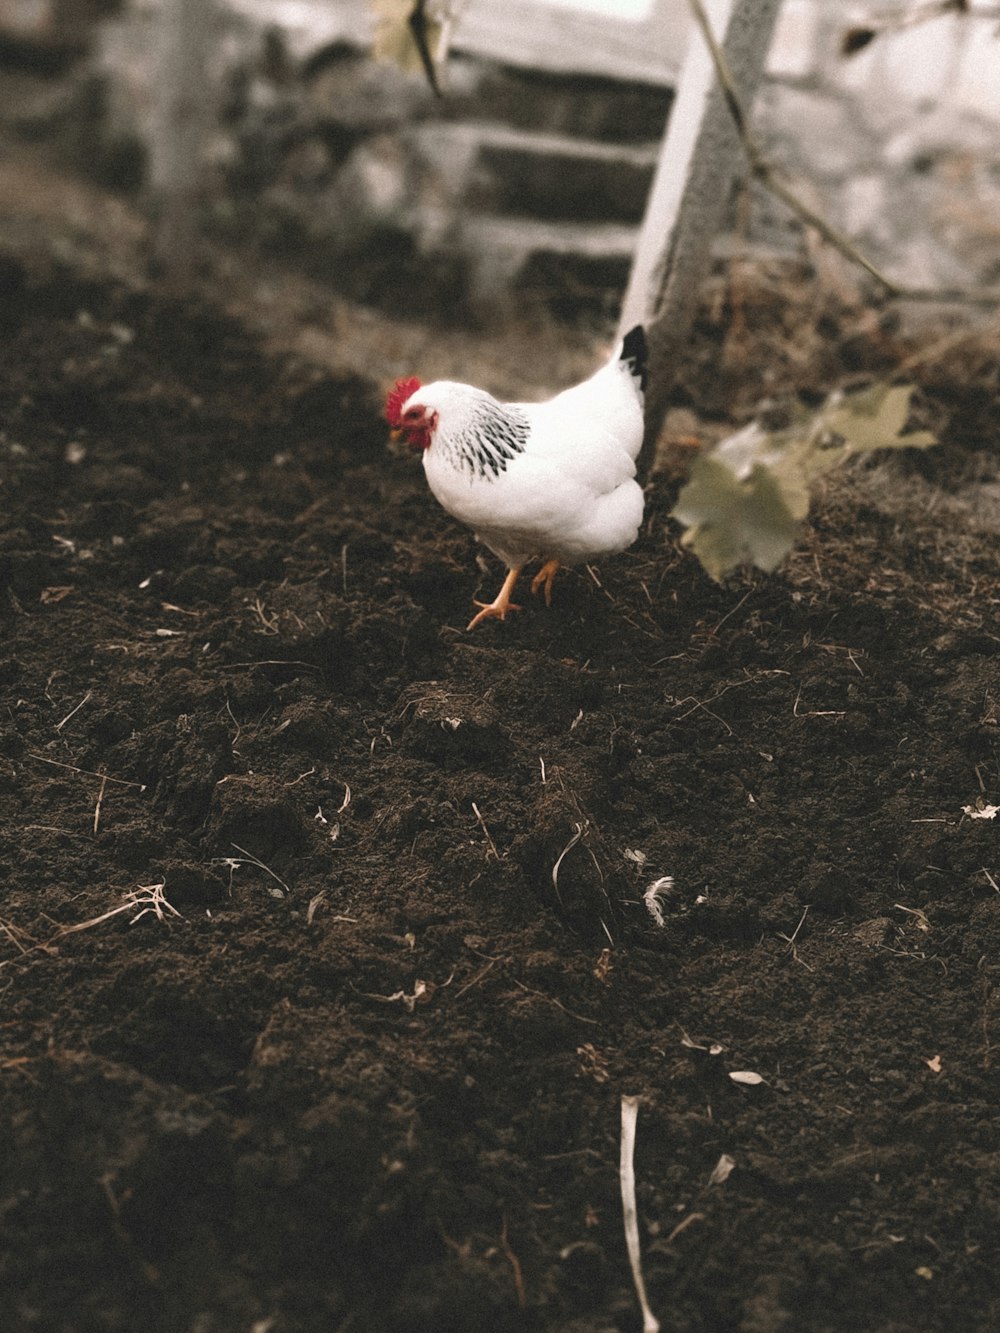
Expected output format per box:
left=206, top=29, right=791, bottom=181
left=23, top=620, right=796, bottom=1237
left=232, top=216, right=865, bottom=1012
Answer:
left=467, top=567, right=522, bottom=630
left=530, top=559, right=561, bottom=606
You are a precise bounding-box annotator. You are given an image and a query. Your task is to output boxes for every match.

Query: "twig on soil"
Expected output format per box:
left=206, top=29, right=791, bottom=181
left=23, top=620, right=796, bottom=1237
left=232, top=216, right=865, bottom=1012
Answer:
left=26, top=753, right=147, bottom=791
left=51, top=882, right=181, bottom=938
left=304, top=890, right=355, bottom=927
left=710, top=589, right=752, bottom=636
left=217, top=660, right=322, bottom=673
left=224, top=699, right=243, bottom=755
left=93, top=774, right=108, bottom=836
left=511, top=978, right=599, bottom=1026
left=664, top=1211, right=706, bottom=1246
left=454, top=956, right=501, bottom=998
left=792, top=685, right=845, bottom=719
left=0, top=916, right=45, bottom=956
left=471, top=801, right=500, bottom=860
left=499, top=1215, right=527, bottom=1310
left=214, top=844, right=290, bottom=898
left=688, top=0, right=1000, bottom=308
left=551, top=823, right=585, bottom=902
left=620, top=1096, right=660, bottom=1333
left=54, top=690, right=92, bottom=734
left=982, top=868, right=999, bottom=894
left=777, top=904, right=814, bottom=972
left=248, top=597, right=280, bottom=634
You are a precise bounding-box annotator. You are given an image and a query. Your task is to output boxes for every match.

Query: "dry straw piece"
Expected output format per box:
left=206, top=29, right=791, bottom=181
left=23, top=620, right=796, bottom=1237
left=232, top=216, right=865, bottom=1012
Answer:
left=620, top=1095, right=660, bottom=1333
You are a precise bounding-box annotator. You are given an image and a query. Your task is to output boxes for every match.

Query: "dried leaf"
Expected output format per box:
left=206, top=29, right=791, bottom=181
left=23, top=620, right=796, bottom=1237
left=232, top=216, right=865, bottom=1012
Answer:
left=40, top=586, right=75, bottom=604
left=371, top=0, right=436, bottom=75
left=707, top=1153, right=736, bottom=1186
left=371, top=0, right=465, bottom=94
left=964, top=802, right=999, bottom=821
left=728, top=1070, right=766, bottom=1086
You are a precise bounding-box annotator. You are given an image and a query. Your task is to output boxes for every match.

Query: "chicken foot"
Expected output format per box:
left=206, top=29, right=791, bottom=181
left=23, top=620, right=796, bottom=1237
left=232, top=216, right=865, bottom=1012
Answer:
left=467, top=566, right=523, bottom=630
left=530, top=559, right=560, bottom=606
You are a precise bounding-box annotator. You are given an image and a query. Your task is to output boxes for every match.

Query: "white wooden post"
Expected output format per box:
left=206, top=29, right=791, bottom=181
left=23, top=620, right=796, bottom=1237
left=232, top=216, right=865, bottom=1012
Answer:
left=619, top=0, right=782, bottom=474
left=149, top=0, right=218, bottom=272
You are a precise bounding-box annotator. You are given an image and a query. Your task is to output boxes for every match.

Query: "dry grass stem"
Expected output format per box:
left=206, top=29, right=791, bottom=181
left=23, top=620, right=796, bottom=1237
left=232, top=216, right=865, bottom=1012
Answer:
left=55, top=690, right=93, bottom=734
left=499, top=1215, right=527, bottom=1310
left=216, top=844, right=291, bottom=898
left=778, top=905, right=814, bottom=971
left=620, top=1096, right=660, bottom=1333
left=511, top=979, right=598, bottom=1026
left=249, top=597, right=279, bottom=633
left=551, top=822, right=585, bottom=900
left=52, top=882, right=181, bottom=938
left=472, top=802, right=500, bottom=859
left=93, top=774, right=108, bottom=836
left=792, top=685, right=845, bottom=719
left=26, top=753, right=146, bottom=791
left=454, top=957, right=500, bottom=998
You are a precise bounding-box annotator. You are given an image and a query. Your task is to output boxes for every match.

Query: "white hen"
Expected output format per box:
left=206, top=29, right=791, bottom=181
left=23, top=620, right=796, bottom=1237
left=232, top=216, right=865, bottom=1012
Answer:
left=386, top=326, right=647, bottom=629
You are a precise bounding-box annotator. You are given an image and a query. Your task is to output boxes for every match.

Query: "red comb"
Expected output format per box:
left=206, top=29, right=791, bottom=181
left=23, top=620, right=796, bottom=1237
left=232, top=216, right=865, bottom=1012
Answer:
left=386, top=376, right=422, bottom=427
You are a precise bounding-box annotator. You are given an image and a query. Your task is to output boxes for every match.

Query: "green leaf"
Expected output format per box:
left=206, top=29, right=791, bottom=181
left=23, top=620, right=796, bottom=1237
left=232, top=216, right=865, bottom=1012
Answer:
left=671, top=456, right=805, bottom=582
left=822, top=384, right=936, bottom=452
left=670, top=381, right=937, bottom=582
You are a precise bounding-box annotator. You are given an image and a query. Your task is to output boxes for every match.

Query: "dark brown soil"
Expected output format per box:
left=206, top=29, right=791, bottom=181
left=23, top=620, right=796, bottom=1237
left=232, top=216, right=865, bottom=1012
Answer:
left=2, top=244, right=999, bottom=1333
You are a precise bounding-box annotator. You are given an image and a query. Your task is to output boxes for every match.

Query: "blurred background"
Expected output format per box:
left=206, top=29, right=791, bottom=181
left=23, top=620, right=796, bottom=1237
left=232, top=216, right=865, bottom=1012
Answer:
left=1, top=0, right=999, bottom=383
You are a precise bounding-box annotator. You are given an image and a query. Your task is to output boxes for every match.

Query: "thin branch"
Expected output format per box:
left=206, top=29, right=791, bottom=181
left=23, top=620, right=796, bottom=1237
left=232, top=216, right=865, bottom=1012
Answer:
left=688, top=0, right=1000, bottom=308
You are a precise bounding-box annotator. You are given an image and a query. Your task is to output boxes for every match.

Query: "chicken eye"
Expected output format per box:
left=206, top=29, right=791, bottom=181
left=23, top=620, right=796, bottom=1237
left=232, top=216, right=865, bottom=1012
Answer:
left=403, top=408, right=421, bottom=421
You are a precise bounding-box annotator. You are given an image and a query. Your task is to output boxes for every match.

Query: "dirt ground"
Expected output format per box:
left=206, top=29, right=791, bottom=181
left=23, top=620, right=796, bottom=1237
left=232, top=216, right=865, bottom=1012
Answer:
left=2, top=127, right=1000, bottom=1333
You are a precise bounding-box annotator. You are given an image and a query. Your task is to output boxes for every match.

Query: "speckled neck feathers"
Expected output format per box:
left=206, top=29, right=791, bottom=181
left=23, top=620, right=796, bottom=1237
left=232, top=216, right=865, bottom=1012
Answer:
left=437, top=397, right=530, bottom=480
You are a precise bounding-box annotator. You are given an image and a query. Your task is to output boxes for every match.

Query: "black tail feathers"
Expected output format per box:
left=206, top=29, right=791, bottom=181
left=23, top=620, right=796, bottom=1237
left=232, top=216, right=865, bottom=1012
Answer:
left=619, top=324, right=648, bottom=394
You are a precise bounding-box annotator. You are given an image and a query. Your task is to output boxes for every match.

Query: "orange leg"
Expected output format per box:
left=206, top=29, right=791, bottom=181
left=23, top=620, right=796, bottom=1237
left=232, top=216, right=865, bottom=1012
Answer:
left=530, top=558, right=561, bottom=606
left=467, top=567, right=523, bottom=630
